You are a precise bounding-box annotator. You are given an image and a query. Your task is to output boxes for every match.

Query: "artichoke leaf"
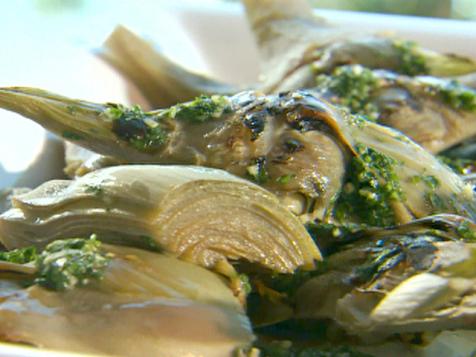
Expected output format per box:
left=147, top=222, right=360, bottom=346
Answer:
left=241, top=0, right=476, bottom=93
left=0, top=242, right=254, bottom=357
left=294, top=224, right=476, bottom=341
left=0, top=165, right=321, bottom=273
left=347, top=118, right=476, bottom=221
left=315, top=66, right=476, bottom=154
left=99, top=26, right=240, bottom=108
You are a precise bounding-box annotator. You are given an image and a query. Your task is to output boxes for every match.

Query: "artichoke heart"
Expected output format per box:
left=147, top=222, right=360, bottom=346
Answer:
left=0, top=241, right=253, bottom=357
left=0, top=165, right=321, bottom=273
left=294, top=218, right=476, bottom=340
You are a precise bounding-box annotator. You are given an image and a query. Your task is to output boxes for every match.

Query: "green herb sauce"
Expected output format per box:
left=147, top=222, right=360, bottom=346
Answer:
left=107, top=103, right=168, bottom=151
left=456, top=220, right=476, bottom=241
left=276, top=174, right=296, bottom=185
left=427, top=80, right=476, bottom=112
left=168, top=95, right=231, bottom=123
left=247, top=157, right=269, bottom=184
left=62, top=130, right=83, bottom=141
left=316, top=65, right=380, bottom=121
left=0, top=246, right=37, bottom=264
left=35, top=235, right=110, bottom=291
left=438, top=156, right=476, bottom=175
left=107, top=95, right=230, bottom=152
left=393, top=40, right=428, bottom=76
left=84, top=184, right=104, bottom=196
left=334, top=144, right=403, bottom=227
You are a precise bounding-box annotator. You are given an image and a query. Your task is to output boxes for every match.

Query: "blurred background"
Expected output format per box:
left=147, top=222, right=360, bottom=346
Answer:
left=35, top=0, right=476, bottom=19
left=309, top=0, right=476, bottom=19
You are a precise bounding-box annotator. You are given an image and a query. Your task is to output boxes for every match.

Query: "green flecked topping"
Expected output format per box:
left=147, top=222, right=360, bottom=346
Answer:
left=239, top=274, right=252, bottom=295
left=62, top=130, right=83, bottom=141
left=107, top=103, right=168, bottom=152
left=66, top=105, right=79, bottom=115
left=0, top=246, right=37, bottom=264
left=316, top=65, right=380, bottom=121
left=393, top=40, right=429, bottom=76
left=411, top=171, right=468, bottom=216
left=84, top=184, right=103, bottom=196
left=438, top=156, right=476, bottom=175
left=138, top=235, right=163, bottom=253
left=456, top=221, right=476, bottom=241
left=246, top=157, right=269, bottom=184
left=334, top=144, right=403, bottom=227
left=409, top=174, right=440, bottom=190
left=429, top=80, right=476, bottom=112
left=168, top=95, right=231, bottom=123
left=276, top=174, right=295, bottom=185
left=35, top=235, right=110, bottom=291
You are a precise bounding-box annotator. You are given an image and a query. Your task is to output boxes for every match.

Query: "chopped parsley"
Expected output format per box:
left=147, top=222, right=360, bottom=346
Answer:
left=168, top=95, right=231, bottom=123
left=138, top=235, right=163, bottom=253
left=0, top=246, right=37, bottom=264
left=316, top=65, right=380, bottom=121
left=393, top=40, right=428, bottom=76
left=35, top=235, right=110, bottom=291
left=107, top=103, right=168, bottom=152
left=62, top=130, right=83, bottom=141
left=276, top=174, right=295, bottom=185
left=334, top=144, right=403, bottom=227
left=438, top=156, right=476, bottom=175
left=409, top=174, right=440, bottom=190
left=239, top=274, right=252, bottom=295
left=66, top=105, right=79, bottom=115
left=84, top=184, right=104, bottom=196
left=455, top=220, right=476, bottom=241
left=106, top=95, right=230, bottom=152
left=247, top=157, right=269, bottom=184
left=429, top=80, right=476, bottom=112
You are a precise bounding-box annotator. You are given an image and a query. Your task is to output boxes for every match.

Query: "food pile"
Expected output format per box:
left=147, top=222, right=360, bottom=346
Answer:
left=0, top=0, right=475, bottom=356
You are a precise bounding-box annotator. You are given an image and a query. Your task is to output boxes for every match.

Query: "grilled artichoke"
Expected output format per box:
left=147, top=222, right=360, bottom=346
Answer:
left=0, top=165, right=320, bottom=273
left=294, top=215, right=476, bottom=341
left=96, top=2, right=476, bottom=155
left=0, top=87, right=474, bottom=226
left=0, top=238, right=253, bottom=356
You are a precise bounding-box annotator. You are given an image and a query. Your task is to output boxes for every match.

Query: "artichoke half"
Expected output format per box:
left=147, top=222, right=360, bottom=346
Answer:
left=314, top=65, right=476, bottom=154
left=241, top=0, right=476, bottom=92
left=0, top=165, right=321, bottom=274
left=294, top=216, right=476, bottom=341
left=99, top=26, right=240, bottom=109
left=0, top=87, right=474, bottom=226
left=0, top=239, right=254, bottom=356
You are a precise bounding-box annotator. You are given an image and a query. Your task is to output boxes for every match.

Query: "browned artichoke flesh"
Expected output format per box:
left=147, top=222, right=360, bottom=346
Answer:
left=293, top=218, right=476, bottom=341
left=0, top=87, right=474, bottom=226
left=0, top=242, right=253, bottom=357
left=242, top=0, right=476, bottom=93
left=314, top=65, right=476, bottom=154
left=0, top=165, right=321, bottom=273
